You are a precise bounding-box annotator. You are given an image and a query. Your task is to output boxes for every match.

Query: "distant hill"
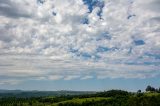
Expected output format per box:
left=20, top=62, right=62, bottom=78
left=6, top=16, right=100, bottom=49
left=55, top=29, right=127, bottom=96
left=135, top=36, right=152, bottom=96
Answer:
left=0, top=89, right=96, bottom=98
left=0, top=89, right=22, bottom=93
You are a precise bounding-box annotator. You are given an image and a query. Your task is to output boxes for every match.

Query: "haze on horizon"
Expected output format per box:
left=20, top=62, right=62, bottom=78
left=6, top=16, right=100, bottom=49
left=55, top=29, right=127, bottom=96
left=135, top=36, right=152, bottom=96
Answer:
left=0, top=0, right=160, bottom=91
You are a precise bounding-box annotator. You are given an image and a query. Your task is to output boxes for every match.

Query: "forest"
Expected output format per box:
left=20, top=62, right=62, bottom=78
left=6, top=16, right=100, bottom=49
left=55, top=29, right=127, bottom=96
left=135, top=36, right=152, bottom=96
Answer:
left=0, top=85, right=160, bottom=106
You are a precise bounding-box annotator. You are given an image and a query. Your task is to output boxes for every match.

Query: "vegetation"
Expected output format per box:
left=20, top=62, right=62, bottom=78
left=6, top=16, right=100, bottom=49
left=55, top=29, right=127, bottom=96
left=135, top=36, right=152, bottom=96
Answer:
left=0, top=85, right=160, bottom=106
left=0, top=90, right=95, bottom=98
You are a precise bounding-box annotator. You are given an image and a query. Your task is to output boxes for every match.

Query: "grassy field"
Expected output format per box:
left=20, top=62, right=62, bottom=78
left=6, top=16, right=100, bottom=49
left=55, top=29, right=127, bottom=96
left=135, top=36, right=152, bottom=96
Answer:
left=144, top=92, right=160, bottom=96
left=52, top=97, right=110, bottom=106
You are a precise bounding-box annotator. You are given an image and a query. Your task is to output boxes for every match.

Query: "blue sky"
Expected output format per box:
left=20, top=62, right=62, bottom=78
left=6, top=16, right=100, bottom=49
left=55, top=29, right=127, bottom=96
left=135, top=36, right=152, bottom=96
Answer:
left=1, top=77, right=160, bottom=91
left=0, top=0, right=160, bottom=91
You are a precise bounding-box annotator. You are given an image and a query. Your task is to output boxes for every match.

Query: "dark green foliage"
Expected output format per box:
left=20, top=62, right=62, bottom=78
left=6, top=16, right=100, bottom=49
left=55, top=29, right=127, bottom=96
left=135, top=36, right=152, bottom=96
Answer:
left=57, top=94, right=160, bottom=106
left=127, top=94, right=160, bottom=106
left=137, top=90, right=141, bottom=93
left=146, top=85, right=156, bottom=92
left=0, top=90, right=95, bottom=98
left=95, top=90, right=130, bottom=97
left=0, top=89, right=160, bottom=106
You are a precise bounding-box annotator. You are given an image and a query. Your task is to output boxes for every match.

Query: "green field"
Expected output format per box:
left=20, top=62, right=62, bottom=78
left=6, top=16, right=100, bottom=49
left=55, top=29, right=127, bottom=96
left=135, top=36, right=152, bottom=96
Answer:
left=52, top=97, right=110, bottom=106
left=144, top=92, right=160, bottom=96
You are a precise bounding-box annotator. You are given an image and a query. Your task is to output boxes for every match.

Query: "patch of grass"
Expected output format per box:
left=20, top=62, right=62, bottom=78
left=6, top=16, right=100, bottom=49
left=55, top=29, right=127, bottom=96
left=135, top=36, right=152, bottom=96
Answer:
left=144, top=92, right=160, bottom=96
left=52, top=97, right=110, bottom=106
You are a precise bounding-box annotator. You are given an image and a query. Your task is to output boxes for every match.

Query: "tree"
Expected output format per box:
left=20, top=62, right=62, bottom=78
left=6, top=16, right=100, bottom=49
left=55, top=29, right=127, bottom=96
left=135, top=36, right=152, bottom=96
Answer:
left=155, top=88, right=159, bottom=92
left=146, top=85, right=152, bottom=92
left=146, top=85, right=156, bottom=92
left=151, top=87, right=155, bottom=92
left=137, top=90, right=141, bottom=93
left=158, top=87, right=160, bottom=93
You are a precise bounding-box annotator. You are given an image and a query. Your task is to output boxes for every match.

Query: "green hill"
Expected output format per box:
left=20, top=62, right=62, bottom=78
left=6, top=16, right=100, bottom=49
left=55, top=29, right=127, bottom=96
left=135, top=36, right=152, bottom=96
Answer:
left=0, top=90, right=160, bottom=106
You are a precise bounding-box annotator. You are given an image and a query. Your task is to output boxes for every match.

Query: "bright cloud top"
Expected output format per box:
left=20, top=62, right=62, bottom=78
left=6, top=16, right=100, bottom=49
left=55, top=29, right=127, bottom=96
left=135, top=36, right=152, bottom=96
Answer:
left=0, top=0, right=160, bottom=85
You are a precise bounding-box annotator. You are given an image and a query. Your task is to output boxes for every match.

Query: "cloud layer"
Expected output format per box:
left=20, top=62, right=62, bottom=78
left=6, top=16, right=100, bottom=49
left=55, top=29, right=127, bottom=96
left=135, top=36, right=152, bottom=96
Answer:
left=0, top=0, right=160, bottom=84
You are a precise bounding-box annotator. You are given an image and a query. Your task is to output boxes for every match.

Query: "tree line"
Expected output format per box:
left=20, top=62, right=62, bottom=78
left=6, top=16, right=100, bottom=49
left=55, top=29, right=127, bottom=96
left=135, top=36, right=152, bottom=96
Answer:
left=145, top=85, right=160, bottom=92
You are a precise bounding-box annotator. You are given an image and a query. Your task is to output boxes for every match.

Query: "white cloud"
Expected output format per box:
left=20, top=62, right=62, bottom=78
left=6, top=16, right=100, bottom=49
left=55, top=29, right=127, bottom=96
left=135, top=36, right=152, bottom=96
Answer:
left=0, top=79, right=22, bottom=85
left=81, top=76, right=93, bottom=80
left=48, top=75, right=63, bottom=80
left=0, top=0, right=160, bottom=84
left=64, top=75, right=80, bottom=80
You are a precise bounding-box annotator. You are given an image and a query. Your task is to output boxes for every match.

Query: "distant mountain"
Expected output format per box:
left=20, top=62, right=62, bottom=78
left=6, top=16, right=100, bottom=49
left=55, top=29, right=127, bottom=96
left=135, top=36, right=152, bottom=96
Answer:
left=0, top=89, right=23, bottom=93
left=0, top=89, right=96, bottom=98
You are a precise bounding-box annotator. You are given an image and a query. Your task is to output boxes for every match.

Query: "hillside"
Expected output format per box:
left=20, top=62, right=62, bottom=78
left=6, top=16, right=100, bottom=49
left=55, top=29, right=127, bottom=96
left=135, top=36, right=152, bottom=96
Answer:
left=0, top=90, right=160, bottom=106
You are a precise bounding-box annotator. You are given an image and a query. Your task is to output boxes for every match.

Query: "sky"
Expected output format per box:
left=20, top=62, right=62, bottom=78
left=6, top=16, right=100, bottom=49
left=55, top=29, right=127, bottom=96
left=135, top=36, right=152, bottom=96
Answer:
left=0, top=0, right=160, bottom=91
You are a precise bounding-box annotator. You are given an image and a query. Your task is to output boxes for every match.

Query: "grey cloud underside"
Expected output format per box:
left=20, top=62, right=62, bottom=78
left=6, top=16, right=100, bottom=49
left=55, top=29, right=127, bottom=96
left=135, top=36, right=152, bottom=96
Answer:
left=0, top=0, right=31, bottom=18
left=148, top=0, right=160, bottom=12
left=0, top=0, right=160, bottom=84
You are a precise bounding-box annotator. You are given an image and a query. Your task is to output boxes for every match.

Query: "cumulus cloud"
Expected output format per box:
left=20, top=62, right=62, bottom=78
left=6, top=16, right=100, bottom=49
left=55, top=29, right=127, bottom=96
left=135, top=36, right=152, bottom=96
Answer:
left=0, top=0, right=160, bottom=84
